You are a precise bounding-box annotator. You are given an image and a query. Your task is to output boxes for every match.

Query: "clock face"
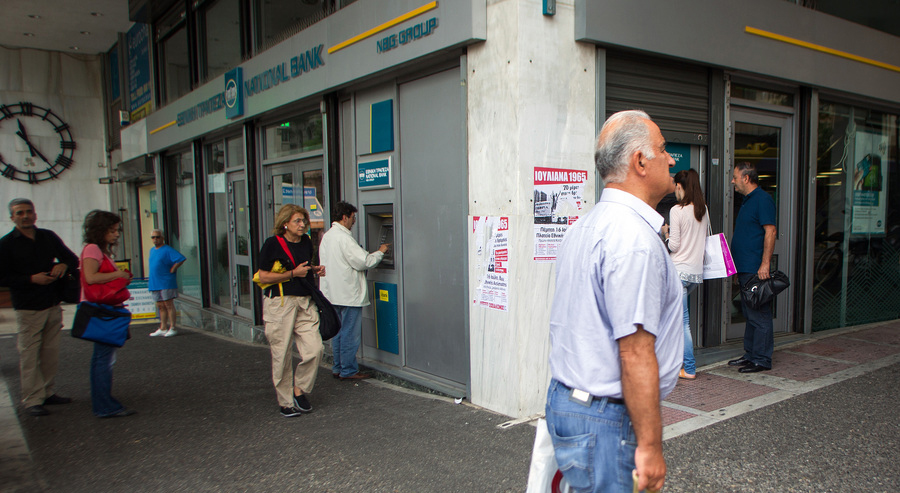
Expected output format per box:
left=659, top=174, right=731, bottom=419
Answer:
left=0, top=102, right=76, bottom=183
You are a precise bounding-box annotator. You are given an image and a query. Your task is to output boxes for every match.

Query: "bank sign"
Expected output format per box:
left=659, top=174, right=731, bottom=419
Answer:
left=358, top=158, right=393, bottom=190
left=376, top=17, right=439, bottom=53
left=177, top=44, right=325, bottom=126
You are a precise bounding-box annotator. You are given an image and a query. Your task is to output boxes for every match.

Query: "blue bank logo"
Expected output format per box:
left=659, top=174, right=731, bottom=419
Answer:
left=224, top=67, right=243, bottom=119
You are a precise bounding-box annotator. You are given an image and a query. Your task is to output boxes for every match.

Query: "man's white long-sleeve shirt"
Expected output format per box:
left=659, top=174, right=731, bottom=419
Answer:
left=318, top=221, right=384, bottom=306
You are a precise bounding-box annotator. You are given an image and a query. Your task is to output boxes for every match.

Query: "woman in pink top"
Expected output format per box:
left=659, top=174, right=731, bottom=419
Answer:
left=81, top=210, right=135, bottom=418
left=663, top=169, right=709, bottom=379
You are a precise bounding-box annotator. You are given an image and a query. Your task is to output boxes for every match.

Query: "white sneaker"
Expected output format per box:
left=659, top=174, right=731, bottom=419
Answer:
left=149, top=329, right=167, bottom=337
left=164, top=328, right=178, bottom=337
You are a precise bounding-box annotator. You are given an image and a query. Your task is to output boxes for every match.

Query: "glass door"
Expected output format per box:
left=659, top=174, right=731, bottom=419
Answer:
left=264, top=159, right=327, bottom=251
left=230, top=173, right=252, bottom=315
left=726, top=108, right=796, bottom=340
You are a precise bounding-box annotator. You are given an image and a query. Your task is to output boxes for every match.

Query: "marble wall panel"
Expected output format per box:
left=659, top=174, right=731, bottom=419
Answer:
left=467, top=0, right=597, bottom=417
left=0, top=46, right=109, bottom=251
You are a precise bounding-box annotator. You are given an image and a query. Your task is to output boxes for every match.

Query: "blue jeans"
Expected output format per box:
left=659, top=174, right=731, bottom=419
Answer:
left=738, top=273, right=774, bottom=368
left=545, top=379, right=636, bottom=493
left=681, top=280, right=699, bottom=375
left=331, top=306, right=363, bottom=378
left=90, top=342, right=124, bottom=416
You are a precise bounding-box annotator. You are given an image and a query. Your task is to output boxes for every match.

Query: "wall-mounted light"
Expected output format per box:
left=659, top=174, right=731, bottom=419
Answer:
left=543, top=0, right=556, bottom=16
left=99, top=177, right=114, bottom=184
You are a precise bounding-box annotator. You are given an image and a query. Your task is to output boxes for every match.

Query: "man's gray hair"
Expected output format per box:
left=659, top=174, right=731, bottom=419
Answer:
left=152, top=229, right=164, bottom=239
left=8, top=198, right=34, bottom=216
left=594, top=110, right=655, bottom=184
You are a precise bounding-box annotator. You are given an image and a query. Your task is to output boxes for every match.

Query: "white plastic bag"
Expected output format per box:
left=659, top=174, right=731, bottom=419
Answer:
left=702, top=232, right=737, bottom=279
left=526, top=418, right=570, bottom=493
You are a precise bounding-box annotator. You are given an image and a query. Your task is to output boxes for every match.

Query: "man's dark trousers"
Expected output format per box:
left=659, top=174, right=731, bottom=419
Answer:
left=738, top=272, right=774, bottom=368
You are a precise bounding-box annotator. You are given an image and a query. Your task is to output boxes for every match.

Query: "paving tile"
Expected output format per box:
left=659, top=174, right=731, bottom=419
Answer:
left=849, top=325, right=900, bottom=346
left=664, top=373, right=777, bottom=413
left=766, top=351, right=854, bottom=381
left=790, top=336, right=900, bottom=363
left=661, top=406, right=697, bottom=427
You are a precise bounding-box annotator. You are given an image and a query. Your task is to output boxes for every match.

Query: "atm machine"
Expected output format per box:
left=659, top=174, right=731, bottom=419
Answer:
left=361, top=203, right=401, bottom=362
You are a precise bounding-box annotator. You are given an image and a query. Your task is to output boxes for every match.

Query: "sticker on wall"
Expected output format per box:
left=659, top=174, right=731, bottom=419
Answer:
left=358, top=157, right=393, bottom=190
left=370, top=99, right=394, bottom=153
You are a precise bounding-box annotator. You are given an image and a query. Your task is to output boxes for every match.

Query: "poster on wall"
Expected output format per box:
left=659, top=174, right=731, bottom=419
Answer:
left=533, top=167, right=588, bottom=262
left=126, top=278, right=158, bottom=321
left=473, top=216, right=510, bottom=312
left=850, top=131, right=889, bottom=235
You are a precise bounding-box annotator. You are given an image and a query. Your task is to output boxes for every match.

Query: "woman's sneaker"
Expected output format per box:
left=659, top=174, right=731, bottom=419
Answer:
left=164, top=328, right=178, bottom=337
left=293, top=394, right=312, bottom=413
left=149, top=329, right=167, bottom=337
left=280, top=406, right=303, bottom=418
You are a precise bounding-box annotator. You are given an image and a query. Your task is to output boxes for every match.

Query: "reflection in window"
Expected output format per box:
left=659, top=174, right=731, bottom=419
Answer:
left=166, top=150, right=201, bottom=299
left=206, top=142, right=229, bottom=307
left=264, top=111, right=323, bottom=159
left=161, top=25, right=190, bottom=103
left=813, top=102, right=899, bottom=330
left=257, top=0, right=331, bottom=49
left=732, top=84, right=794, bottom=107
left=201, top=0, right=242, bottom=81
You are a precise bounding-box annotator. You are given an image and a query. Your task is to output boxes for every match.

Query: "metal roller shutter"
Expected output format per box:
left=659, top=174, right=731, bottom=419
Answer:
left=606, top=52, right=710, bottom=142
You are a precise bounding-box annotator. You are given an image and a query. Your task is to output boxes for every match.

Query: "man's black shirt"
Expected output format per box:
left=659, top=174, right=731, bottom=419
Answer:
left=0, top=227, right=78, bottom=310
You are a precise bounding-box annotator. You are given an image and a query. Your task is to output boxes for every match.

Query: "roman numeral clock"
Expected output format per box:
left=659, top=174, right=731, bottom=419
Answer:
left=0, top=102, right=76, bottom=183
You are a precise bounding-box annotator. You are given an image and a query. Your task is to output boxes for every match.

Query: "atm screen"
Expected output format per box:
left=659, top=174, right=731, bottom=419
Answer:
left=378, top=224, right=394, bottom=266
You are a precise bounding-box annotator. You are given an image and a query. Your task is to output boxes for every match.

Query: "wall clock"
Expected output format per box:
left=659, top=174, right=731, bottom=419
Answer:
left=0, top=102, right=76, bottom=183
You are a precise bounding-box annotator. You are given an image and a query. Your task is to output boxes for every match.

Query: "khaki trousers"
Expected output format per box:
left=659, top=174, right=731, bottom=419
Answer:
left=16, top=306, right=63, bottom=407
left=263, top=295, right=323, bottom=408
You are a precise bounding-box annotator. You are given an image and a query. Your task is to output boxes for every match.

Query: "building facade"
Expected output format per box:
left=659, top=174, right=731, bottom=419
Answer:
left=5, top=0, right=897, bottom=418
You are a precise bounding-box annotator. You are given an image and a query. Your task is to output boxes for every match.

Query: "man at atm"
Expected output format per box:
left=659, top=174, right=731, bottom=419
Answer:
left=319, top=201, right=389, bottom=380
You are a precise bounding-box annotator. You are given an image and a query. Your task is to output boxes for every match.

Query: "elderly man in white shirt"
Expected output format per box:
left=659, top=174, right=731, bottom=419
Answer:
left=546, top=110, right=683, bottom=493
left=319, top=201, right=389, bottom=380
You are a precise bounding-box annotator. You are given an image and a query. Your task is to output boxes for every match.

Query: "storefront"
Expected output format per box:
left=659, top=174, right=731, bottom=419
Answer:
left=578, top=0, right=900, bottom=359
left=118, top=0, right=899, bottom=418
left=129, top=1, right=484, bottom=396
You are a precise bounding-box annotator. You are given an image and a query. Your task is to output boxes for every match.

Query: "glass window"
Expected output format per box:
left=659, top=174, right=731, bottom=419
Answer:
left=166, top=150, right=202, bottom=299
left=813, top=102, right=899, bottom=330
left=201, top=0, right=242, bottom=81
left=161, top=25, right=191, bottom=103
left=263, top=111, right=323, bottom=159
left=206, top=142, right=229, bottom=307
left=257, top=0, right=327, bottom=48
left=226, top=136, right=244, bottom=167
left=732, top=84, right=794, bottom=107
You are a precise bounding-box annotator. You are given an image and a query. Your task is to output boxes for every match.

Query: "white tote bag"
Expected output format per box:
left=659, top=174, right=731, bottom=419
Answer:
left=526, top=418, right=571, bottom=493
left=702, top=225, right=737, bottom=279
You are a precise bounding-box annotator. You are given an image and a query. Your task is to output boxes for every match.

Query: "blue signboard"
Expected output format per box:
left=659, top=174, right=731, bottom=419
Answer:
left=370, top=99, right=394, bottom=153
left=109, top=44, right=120, bottom=101
left=358, top=157, right=392, bottom=190
left=224, top=67, right=243, bottom=119
left=374, top=282, right=399, bottom=354
left=127, top=23, right=152, bottom=120
left=667, top=143, right=693, bottom=174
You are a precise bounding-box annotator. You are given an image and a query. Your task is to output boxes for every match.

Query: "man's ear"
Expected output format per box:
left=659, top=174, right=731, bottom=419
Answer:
left=632, top=151, right=647, bottom=176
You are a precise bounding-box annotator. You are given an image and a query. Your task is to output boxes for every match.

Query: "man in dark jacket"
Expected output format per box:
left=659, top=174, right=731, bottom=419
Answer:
left=0, top=198, right=78, bottom=416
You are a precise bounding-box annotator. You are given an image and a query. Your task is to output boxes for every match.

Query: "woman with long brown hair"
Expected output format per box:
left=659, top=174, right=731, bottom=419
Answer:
left=663, top=169, right=709, bottom=379
left=81, top=210, right=135, bottom=417
left=257, top=204, right=326, bottom=417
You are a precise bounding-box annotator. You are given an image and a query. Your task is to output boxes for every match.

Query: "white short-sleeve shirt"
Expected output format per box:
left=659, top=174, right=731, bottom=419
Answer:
left=548, top=188, right=683, bottom=400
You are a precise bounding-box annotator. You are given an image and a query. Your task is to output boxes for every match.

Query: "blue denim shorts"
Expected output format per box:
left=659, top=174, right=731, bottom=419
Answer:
left=545, top=379, right=637, bottom=493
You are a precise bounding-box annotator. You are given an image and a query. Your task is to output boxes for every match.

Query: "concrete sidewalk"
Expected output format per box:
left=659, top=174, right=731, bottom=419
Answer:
left=1, top=306, right=898, bottom=492
left=0, top=310, right=534, bottom=492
